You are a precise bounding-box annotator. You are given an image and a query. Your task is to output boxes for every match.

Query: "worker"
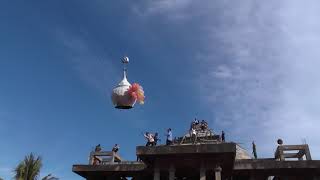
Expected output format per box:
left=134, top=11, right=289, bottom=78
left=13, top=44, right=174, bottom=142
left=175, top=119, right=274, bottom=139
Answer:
left=166, top=128, right=173, bottom=145
left=191, top=127, right=197, bottom=144
left=154, top=133, right=161, bottom=146
left=221, top=131, right=225, bottom=142
left=200, top=120, right=207, bottom=131
left=252, top=141, right=257, bottom=159
left=93, top=144, right=102, bottom=165
left=112, top=144, right=120, bottom=153
left=144, top=132, right=155, bottom=146
left=95, top=144, right=102, bottom=152
left=194, top=118, right=199, bottom=125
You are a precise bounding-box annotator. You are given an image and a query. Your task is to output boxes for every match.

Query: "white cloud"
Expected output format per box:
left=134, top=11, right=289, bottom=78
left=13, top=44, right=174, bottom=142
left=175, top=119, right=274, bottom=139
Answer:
left=56, top=29, right=117, bottom=95
left=212, top=65, right=233, bottom=79
left=0, top=167, right=12, bottom=178
left=207, top=1, right=320, bottom=158
left=132, top=0, right=192, bottom=21
left=138, top=1, right=320, bottom=158
left=147, top=0, right=191, bottom=12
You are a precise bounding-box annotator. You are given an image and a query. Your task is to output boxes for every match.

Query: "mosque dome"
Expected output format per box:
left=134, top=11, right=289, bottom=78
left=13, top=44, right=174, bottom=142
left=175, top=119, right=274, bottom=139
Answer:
left=111, top=70, right=136, bottom=109
left=111, top=56, right=145, bottom=109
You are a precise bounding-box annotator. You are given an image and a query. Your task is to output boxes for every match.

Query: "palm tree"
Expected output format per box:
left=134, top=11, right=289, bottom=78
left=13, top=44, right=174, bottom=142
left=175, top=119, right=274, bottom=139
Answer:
left=14, top=153, right=42, bottom=180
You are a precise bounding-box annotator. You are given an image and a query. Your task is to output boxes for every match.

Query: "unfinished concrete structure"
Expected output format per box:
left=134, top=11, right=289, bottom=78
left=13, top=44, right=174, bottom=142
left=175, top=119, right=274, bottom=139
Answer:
left=73, top=122, right=320, bottom=180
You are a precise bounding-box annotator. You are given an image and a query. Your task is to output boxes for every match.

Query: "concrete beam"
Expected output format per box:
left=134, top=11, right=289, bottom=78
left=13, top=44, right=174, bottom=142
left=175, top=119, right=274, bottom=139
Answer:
left=136, top=143, right=236, bottom=156
left=282, top=153, right=300, bottom=159
left=72, top=162, right=147, bottom=178
left=278, top=145, right=308, bottom=151
left=234, top=159, right=320, bottom=170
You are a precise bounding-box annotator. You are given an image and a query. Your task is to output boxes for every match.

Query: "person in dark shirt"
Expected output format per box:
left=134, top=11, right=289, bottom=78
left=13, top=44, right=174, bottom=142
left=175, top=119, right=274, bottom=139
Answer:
left=93, top=144, right=102, bottom=165
left=252, top=141, right=257, bottom=159
left=95, top=144, right=102, bottom=152
left=154, top=133, right=160, bottom=146
left=112, top=144, right=120, bottom=153
left=200, top=120, right=207, bottom=131
left=221, top=131, right=225, bottom=142
left=194, top=118, right=199, bottom=125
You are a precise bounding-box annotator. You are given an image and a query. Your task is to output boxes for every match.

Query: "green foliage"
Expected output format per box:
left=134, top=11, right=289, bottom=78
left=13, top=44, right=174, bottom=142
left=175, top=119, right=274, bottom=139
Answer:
left=14, top=153, right=42, bottom=180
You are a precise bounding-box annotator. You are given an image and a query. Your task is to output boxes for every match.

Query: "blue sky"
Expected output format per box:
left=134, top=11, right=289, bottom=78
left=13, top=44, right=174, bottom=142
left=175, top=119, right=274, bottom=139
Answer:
left=1, top=1, right=320, bottom=179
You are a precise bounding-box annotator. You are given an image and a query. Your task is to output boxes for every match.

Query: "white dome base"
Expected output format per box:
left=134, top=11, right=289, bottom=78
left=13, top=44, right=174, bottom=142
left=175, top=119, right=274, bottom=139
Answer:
left=111, top=69, right=136, bottom=109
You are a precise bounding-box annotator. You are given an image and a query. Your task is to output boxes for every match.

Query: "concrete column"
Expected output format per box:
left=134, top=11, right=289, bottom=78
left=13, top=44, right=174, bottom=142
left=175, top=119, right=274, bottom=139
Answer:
left=214, top=166, right=222, bottom=180
left=88, top=151, right=93, bottom=164
left=200, top=167, right=206, bottom=180
left=279, top=149, right=285, bottom=161
left=169, top=164, right=175, bottom=180
left=154, top=167, right=160, bottom=180
left=305, top=145, right=312, bottom=160
left=111, top=151, right=115, bottom=163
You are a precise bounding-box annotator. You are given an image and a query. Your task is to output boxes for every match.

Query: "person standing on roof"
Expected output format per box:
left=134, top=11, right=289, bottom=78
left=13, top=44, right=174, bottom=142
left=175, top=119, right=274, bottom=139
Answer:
left=194, top=118, right=199, bottom=125
left=112, top=144, right=120, bottom=153
left=200, top=120, right=207, bottom=131
left=221, top=131, right=225, bottom=142
left=252, top=141, right=257, bottom=159
left=93, top=144, right=102, bottom=165
left=154, top=133, right=161, bottom=146
left=95, top=144, right=102, bottom=152
left=166, top=128, right=173, bottom=145
left=144, top=132, right=155, bottom=146
left=191, top=127, right=197, bottom=144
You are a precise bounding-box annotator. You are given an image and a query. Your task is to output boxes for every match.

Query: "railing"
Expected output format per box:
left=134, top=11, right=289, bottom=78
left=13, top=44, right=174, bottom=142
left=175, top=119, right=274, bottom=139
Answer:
left=89, top=151, right=122, bottom=165
left=179, top=129, right=220, bottom=145
left=275, top=144, right=312, bottom=161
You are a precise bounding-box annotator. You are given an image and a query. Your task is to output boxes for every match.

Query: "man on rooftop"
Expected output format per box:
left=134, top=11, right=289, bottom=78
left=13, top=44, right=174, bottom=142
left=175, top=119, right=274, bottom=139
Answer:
left=144, top=132, right=155, bottom=146
left=166, top=128, right=173, bottom=145
left=112, top=144, right=120, bottom=153
left=154, top=133, right=160, bottom=146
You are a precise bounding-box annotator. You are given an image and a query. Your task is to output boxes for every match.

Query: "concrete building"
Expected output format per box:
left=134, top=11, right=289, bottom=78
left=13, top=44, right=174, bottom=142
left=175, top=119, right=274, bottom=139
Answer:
left=73, top=121, right=320, bottom=180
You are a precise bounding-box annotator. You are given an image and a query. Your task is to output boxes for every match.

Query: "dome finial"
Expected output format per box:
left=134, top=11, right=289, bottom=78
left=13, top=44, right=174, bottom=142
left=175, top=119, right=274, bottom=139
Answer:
left=122, top=56, right=129, bottom=64
left=122, top=56, right=129, bottom=79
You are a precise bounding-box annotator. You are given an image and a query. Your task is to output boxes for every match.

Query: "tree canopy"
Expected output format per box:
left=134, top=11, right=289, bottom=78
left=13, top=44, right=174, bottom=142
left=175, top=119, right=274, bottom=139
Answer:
left=14, top=153, right=42, bottom=180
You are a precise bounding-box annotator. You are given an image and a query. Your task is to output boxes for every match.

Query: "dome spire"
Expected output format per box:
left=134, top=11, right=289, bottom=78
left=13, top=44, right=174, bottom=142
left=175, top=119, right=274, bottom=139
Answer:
left=118, top=56, right=130, bottom=86
left=122, top=56, right=128, bottom=81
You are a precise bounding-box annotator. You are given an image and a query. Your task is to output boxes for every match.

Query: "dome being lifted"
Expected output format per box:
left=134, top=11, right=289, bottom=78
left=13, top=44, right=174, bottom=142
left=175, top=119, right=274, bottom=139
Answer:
left=111, top=57, right=145, bottom=109
left=111, top=70, right=135, bottom=109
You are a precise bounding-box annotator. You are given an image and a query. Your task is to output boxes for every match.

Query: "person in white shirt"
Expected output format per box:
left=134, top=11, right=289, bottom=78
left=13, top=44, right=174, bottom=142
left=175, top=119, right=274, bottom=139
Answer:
left=144, top=132, right=155, bottom=146
left=191, top=127, right=197, bottom=144
left=166, top=128, right=173, bottom=145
